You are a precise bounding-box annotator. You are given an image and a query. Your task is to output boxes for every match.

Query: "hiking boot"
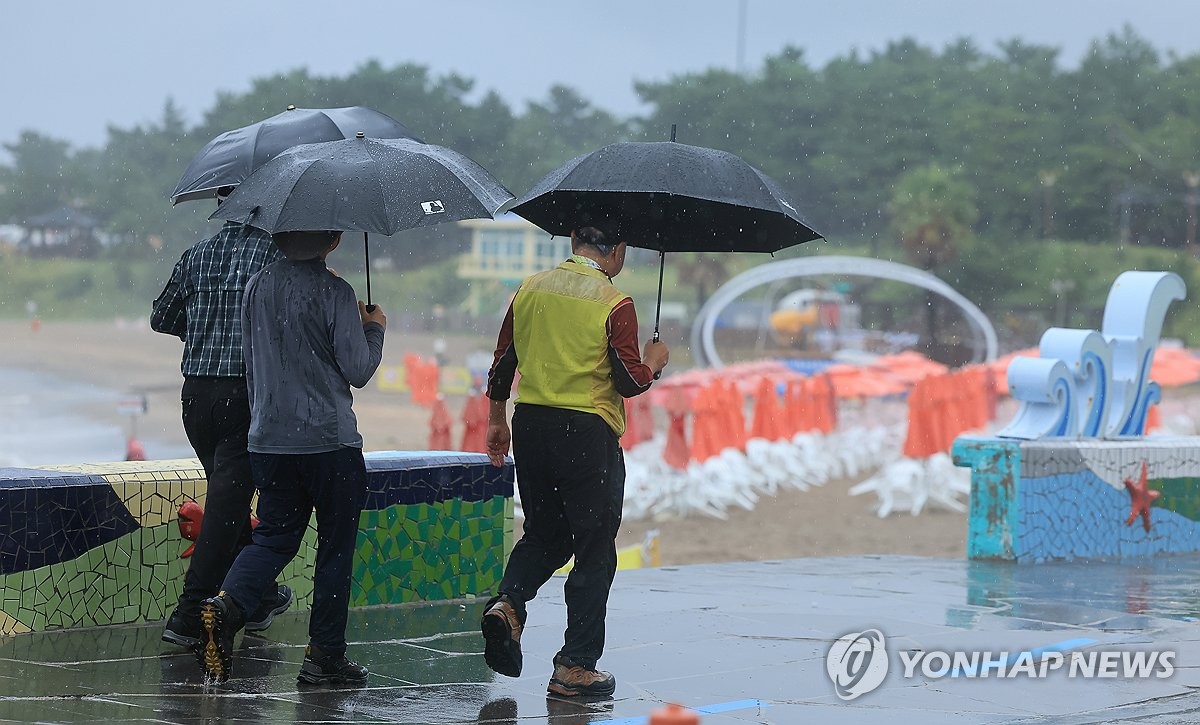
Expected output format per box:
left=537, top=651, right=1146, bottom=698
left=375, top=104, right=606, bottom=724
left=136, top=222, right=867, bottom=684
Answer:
left=547, top=655, right=616, bottom=697
left=162, top=607, right=201, bottom=648
left=196, top=593, right=243, bottom=684
left=297, top=645, right=369, bottom=685
left=480, top=594, right=523, bottom=677
left=244, top=584, right=293, bottom=632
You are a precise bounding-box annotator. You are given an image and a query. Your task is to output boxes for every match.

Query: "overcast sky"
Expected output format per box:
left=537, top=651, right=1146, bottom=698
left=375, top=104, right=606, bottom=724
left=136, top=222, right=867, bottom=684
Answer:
left=4, top=1, right=1199, bottom=151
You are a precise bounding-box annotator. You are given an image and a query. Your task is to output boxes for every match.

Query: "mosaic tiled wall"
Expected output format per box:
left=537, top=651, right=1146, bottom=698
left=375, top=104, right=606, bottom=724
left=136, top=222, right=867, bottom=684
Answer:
left=953, top=436, right=1200, bottom=562
left=0, top=452, right=513, bottom=635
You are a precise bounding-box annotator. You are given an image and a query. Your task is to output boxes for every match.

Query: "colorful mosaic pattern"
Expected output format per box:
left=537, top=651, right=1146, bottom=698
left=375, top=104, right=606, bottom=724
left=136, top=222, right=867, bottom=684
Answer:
left=954, top=436, right=1200, bottom=562
left=0, top=453, right=513, bottom=635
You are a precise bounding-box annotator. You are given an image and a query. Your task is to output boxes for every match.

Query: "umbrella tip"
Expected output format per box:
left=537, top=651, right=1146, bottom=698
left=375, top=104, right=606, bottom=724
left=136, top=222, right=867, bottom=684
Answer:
left=287, top=104, right=296, bottom=111
left=356, top=131, right=365, bottom=139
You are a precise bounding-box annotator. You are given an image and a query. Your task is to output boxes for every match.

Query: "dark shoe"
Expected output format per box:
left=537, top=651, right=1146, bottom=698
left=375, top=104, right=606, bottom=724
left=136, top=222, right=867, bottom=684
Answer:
left=162, top=607, right=201, bottom=648
left=297, top=644, right=369, bottom=685
left=480, top=594, right=523, bottom=677
left=244, top=584, right=293, bottom=632
left=547, top=655, right=616, bottom=697
left=196, top=593, right=243, bottom=684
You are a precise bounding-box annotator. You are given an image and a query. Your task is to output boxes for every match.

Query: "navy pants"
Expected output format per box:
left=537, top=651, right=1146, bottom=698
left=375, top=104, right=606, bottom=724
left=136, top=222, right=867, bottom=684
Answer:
left=175, top=376, right=258, bottom=620
left=498, top=404, right=625, bottom=669
left=222, top=447, right=367, bottom=657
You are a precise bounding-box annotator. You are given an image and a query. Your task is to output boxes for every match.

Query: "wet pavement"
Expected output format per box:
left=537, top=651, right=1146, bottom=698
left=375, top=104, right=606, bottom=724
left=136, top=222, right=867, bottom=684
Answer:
left=3, top=555, right=1200, bottom=723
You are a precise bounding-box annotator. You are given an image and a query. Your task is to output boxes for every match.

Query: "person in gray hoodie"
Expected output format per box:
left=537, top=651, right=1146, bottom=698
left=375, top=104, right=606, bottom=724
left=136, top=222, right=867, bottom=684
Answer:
left=194, top=230, right=386, bottom=686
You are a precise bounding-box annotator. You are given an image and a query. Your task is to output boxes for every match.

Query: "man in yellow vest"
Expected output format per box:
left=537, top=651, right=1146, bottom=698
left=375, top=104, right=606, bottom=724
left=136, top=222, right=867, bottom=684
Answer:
left=480, top=225, right=670, bottom=698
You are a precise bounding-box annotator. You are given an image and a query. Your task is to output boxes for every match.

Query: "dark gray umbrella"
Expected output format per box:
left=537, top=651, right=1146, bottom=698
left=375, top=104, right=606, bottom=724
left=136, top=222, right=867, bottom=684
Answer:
left=170, top=105, right=420, bottom=204
left=509, top=135, right=823, bottom=340
left=210, top=135, right=514, bottom=305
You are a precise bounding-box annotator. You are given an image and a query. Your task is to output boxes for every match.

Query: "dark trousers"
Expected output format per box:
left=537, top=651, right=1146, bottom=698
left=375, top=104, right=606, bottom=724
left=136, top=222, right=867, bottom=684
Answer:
left=175, top=376, right=258, bottom=619
left=499, top=404, right=625, bottom=669
left=222, top=447, right=367, bottom=658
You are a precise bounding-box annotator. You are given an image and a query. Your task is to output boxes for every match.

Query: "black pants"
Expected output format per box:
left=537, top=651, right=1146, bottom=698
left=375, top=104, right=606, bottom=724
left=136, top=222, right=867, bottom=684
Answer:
left=498, top=404, right=625, bottom=669
left=175, top=376, right=259, bottom=619
left=222, top=447, right=367, bottom=658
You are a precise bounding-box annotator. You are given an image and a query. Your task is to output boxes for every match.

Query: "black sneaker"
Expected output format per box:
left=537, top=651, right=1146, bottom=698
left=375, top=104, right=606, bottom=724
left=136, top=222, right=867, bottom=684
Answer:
left=480, top=594, right=524, bottom=677
left=196, top=593, right=243, bottom=684
left=297, top=645, right=369, bottom=685
left=547, top=655, right=616, bottom=697
left=162, top=607, right=201, bottom=648
left=244, top=584, right=293, bottom=632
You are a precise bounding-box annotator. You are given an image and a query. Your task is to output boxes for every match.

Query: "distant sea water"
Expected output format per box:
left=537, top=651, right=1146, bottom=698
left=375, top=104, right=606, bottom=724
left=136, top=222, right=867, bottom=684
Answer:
left=0, top=366, right=191, bottom=468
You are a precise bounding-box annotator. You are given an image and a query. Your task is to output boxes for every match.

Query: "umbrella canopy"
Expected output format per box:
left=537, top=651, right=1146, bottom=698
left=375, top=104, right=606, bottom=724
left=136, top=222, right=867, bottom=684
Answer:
left=511, top=138, right=823, bottom=346
left=210, top=136, right=513, bottom=235
left=210, top=135, right=513, bottom=306
left=509, top=141, right=822, bottom=252
left=171, top=105, right=420, bottom=204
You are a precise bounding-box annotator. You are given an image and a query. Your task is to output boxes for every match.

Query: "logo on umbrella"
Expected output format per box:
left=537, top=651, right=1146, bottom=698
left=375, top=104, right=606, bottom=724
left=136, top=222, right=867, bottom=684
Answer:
left=421, top=200, right=445, bottom=215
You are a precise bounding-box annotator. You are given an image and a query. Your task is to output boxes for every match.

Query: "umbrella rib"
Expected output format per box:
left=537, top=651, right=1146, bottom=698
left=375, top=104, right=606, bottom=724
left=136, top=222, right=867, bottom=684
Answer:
left=363, top=142, right=396, bottom=235
left=431, top=150, right=512, bottom=211
left=261, top=158, right=325, bottom=232
left=250, top=123, right=271, bottom=175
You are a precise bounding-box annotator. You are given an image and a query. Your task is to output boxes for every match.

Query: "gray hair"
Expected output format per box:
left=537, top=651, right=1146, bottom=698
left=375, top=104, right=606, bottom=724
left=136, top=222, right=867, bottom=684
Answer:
left=574, top=226, right=614, bottom=255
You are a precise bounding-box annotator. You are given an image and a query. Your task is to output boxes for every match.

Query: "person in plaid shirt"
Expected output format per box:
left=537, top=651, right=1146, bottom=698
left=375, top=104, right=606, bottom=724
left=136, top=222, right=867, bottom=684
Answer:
left=151, top=187, right=293, bottom=649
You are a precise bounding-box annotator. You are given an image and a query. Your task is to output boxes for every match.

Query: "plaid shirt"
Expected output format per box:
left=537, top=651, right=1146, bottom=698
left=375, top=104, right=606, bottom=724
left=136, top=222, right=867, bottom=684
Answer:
left=151, top=222, right=283, bottom=377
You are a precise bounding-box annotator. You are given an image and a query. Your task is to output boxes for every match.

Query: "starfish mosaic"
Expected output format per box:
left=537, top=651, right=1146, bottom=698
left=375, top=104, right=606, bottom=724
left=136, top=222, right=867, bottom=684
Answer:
left=1124, top=460, right=1160, bottom=533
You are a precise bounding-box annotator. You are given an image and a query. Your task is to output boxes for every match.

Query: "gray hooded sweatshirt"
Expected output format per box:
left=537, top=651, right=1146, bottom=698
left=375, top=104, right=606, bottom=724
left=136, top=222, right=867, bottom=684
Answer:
left=241, top=258, right=385, bottom=454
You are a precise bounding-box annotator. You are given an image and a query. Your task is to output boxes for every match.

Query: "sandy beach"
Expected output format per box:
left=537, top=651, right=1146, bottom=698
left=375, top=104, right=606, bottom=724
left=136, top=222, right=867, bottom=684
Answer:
left=0, top=318, right=969, bottom=564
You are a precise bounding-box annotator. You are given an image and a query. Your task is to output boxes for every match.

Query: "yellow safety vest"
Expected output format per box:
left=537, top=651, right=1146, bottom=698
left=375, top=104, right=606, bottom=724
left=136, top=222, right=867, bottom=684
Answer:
left=513, top=260, right=629, bottom=436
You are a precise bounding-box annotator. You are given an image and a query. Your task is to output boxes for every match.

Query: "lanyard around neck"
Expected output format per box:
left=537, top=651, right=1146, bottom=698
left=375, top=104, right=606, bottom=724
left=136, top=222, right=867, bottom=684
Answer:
left=570, top=254, right=603, bottom=272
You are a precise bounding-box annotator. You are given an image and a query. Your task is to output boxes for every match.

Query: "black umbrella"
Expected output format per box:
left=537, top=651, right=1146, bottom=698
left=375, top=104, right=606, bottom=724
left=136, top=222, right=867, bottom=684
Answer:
left=210, top=135, right=514, bottom=306
left=509, top=134, right=822, bottom=342
left=171, top=105, right=420, bottom=204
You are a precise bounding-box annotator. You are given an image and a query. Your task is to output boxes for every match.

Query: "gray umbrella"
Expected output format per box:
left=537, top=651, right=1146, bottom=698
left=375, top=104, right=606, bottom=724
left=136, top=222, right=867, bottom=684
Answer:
left=211, top=135, right=514, bottom=305
left=171, top=105, right=420, bottom=204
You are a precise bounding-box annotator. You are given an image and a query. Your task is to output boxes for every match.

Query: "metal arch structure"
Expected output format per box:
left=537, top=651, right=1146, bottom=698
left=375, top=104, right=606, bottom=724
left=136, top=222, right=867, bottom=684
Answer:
left=689, top=255, right=1000, bottom=369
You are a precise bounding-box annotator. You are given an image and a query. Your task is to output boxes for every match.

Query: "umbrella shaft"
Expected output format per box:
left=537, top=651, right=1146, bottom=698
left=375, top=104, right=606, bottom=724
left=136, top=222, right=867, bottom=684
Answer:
left=653, top=250, right=665, bottom=343
left=364, top=231, right=372, bottom=307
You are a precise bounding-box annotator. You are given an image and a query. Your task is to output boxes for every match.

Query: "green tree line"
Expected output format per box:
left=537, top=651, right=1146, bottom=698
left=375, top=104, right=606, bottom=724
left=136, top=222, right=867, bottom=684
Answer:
left=3, top=28, right=1200, bottom=343
left=8, top=28, right=1200, bottom=249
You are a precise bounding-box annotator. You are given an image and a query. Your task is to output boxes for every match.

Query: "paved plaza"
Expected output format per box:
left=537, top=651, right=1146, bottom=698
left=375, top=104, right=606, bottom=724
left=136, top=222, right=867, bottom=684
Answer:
left=3, top=556, right=1200, bottom=723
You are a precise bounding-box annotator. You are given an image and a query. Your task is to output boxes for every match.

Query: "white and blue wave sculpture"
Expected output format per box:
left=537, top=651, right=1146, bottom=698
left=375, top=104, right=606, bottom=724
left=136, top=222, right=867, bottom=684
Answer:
left=998, top=271, right=1186, bottom=440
